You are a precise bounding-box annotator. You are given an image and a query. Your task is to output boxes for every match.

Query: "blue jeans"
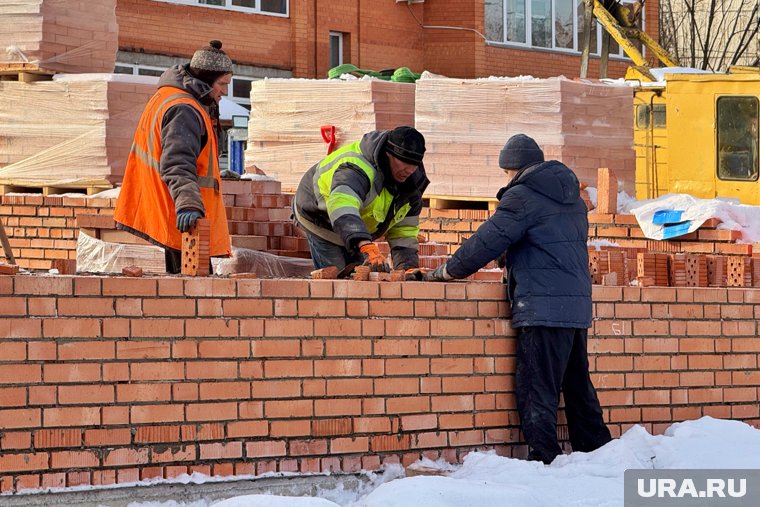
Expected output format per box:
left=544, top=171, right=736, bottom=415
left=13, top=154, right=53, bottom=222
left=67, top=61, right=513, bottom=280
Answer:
left=305, top=232, right=363, bottom=272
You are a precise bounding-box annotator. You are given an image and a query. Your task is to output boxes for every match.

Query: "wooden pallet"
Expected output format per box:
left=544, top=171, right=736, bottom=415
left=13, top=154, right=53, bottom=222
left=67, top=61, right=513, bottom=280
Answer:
left=0, top=181, right=112, bottom=196
left=425, top=194, right=499, bottom=211
left=0, top=63, right=55, bottom=82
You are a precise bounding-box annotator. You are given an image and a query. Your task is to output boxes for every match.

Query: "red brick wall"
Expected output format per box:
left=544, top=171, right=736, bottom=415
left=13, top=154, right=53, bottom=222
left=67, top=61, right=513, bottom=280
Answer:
left=0, top=275, right=758, bottom=492
left=425, top=0, right=661, bottom=79
left=0, top=195, right=114, bottom=271
left=116, top=0, right=292, bottom=69
left=115, top=0, right=658, bottom=79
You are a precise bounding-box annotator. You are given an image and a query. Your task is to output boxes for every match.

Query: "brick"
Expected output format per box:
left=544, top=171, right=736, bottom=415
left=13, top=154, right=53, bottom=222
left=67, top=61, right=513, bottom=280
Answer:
left=0, top=452, right=49, bottom=473
left=246, top=440, right=286, bottom=458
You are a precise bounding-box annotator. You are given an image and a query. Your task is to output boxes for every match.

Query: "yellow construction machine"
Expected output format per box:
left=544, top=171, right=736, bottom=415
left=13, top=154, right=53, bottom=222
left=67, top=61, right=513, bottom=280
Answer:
left=631, top=67, right=760, bottom=204
left=586, top=0, right=760, bottom=205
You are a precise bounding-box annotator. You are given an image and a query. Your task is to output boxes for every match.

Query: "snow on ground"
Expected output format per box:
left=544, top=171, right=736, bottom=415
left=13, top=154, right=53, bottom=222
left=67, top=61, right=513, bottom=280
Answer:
left=116, top=417, right=760, bottom=507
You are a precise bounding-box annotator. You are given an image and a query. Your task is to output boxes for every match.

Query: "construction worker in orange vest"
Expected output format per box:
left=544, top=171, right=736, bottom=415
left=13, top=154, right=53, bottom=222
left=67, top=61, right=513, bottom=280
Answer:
left=114, top=40, right=232, bottom=273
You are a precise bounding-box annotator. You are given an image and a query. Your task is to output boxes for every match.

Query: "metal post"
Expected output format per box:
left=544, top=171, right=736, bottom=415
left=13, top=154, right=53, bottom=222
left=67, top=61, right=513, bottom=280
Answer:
left=600, top=32, right=611, bottom=78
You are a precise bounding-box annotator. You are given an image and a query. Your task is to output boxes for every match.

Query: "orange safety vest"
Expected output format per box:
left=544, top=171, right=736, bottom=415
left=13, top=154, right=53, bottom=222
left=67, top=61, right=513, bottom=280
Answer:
left=114, top=86, right=231, bottom=257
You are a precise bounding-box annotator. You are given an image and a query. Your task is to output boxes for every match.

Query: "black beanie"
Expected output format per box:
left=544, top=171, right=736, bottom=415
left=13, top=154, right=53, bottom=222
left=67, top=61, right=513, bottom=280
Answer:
left=385, top=126, right=426, bottom=165
left=498, top=134, right=544, bottom=170
left=189, top=40, right=233, bottom=85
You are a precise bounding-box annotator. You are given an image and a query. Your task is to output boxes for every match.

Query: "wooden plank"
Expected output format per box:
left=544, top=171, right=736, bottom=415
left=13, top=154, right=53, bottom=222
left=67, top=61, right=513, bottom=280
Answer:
left=425, top=194, right=498, bottom=211
left=0, top=63, right=56, bottom=82
left=0, top=216, right=16, bottom=265
left=0, top=181, right=112, bottom=196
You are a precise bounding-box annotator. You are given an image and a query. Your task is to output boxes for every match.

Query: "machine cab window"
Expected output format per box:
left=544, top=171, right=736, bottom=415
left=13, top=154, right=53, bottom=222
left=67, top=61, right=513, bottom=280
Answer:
left=635, top=103, right=666, bottom=129
left=716, top=96, right=759, bottom=181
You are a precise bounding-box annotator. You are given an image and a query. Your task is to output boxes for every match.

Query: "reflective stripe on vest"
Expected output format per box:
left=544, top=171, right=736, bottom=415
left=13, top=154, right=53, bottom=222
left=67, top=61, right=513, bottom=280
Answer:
left=114, top=86, right=230, bottom=256
left=128, top=91, right=219, bottom=191
left=305, top=142, right=418, bottom=245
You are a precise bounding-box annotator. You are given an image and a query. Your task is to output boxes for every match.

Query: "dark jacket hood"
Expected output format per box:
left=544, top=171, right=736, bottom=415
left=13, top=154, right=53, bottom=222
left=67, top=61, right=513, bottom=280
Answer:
left=158, top=64, right=214, bottom=103
left=497, top=160, right=580, bottom=204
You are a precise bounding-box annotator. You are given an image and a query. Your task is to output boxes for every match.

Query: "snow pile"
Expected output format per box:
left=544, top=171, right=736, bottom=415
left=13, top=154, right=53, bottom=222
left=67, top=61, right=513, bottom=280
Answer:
left=120, top=417, right=760, bottom=507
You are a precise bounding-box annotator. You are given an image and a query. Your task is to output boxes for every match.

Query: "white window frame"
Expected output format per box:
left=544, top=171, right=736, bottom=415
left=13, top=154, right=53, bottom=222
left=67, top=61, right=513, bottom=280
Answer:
left=486, top=0, right=643, bottom=59
left=114, top=62, right=256, bottom=107
left=329, top=31, right=344, bottom=69
left=152, top=0, right=288, bottom=17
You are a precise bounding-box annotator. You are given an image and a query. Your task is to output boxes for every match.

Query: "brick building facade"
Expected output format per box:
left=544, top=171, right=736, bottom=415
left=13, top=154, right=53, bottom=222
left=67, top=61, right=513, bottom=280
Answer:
left=116, top=0, right=660, bottom=89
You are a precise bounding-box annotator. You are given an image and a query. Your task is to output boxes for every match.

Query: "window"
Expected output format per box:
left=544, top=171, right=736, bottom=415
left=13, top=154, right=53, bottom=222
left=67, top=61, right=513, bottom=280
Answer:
left=153, top=0, right=287, bottom=16
left=230, top=76, right=254, bottom=109
left=716, top=96, right=759, bottom=181
left=635, top=104, right=666, bottom=129
left=329, top=32, right=344, bottom=69
left=114, top=63, right=256, bottom=108
left=486, top=0, right=642, bottom=57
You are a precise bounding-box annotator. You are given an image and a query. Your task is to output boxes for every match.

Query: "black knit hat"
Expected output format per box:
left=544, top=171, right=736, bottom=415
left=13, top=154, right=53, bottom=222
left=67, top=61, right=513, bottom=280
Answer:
left=499, top=134, right=544, bottom=170
left=189, top=40, right=233, bottom=85
left=385, top=126, right=426, bottom=166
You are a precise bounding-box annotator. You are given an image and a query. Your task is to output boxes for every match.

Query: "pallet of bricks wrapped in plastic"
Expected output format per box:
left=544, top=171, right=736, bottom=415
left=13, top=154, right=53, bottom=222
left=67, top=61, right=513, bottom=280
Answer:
left=414, top=72, right=636, bottom=198
left=0, top=0, right=117, bottom=76
left=0, top=74, right=155, bottom=193
left=244, top=78, right=416, bottom=192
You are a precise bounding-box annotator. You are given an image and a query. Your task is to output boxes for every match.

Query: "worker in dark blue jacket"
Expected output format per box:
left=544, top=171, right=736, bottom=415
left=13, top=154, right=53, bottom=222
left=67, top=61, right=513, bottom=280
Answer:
left=425, top=134, right=611, bottom=464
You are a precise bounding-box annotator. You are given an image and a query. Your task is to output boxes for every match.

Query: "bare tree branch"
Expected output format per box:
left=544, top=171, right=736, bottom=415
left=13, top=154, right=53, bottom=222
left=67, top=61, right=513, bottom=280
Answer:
left=659, top=0, right=759, bottom=71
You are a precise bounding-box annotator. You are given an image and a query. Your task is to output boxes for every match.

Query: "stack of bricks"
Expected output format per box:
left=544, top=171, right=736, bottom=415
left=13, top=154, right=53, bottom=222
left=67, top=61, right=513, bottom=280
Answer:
left=414, top=76, right=635, bottom=197
left=221, top=179, right=310, bottom=259
left=588, top=246, right=760, bottom=288
left=0, top=76, right=155, bottom=188
left=244, top=79, right=416, bottom=192
left=590, top=214, right=750, bottom=256
left=0, top=179, right=312, bottom=271
left=0, top=0, right=118, bottom=74
left=0, top=194, right=112, bottom=271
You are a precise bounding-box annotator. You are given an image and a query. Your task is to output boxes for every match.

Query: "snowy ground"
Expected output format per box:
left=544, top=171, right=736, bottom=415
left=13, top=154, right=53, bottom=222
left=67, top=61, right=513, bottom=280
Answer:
left=24, top=417, right=755, bottom=507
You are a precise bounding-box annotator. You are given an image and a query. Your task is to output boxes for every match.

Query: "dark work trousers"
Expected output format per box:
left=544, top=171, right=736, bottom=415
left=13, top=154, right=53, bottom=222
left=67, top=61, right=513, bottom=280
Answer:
left=165, top=248, right=182, bottom=275
left=165, top=248, right=212, bottom=275
left=515, top=326, right=611, bottom=464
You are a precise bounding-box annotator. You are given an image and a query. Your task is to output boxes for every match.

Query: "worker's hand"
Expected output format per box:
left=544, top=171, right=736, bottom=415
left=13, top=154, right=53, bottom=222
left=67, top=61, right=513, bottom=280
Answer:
left=176, top=209, right=203, bottom=233
left=404, top=268, right=426, bottom=281
left=423, top=264, right=454, bottom=282
left=359, top=243, right=390, bottom=272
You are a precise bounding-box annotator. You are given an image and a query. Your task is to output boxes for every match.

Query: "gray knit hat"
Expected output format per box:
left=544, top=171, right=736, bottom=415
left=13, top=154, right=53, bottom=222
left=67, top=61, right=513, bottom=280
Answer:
left=189, top=40, right=233, bottom=85
left=498, top=134, right=544, bottom=170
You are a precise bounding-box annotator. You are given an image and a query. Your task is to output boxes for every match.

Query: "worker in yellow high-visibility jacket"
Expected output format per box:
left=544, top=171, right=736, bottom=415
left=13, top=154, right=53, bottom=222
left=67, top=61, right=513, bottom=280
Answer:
left=293, top=126, right=429, bottom=275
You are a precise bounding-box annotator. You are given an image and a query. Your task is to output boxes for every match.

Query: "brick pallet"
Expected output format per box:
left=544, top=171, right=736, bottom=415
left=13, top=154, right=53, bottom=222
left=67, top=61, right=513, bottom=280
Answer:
left=415, top=76, right=635, bottom=197
left=0, top=0, right=118, bottom=75
left=0, top=76, right=155, bottom=188
left=244, top=79, right=415, bottom=192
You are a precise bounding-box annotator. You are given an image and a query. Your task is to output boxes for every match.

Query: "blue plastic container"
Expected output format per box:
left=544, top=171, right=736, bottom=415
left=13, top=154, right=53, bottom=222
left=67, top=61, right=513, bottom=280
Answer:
left=652, top=209, right=684, bottom=225
left=661, top=220, right=692, bottom=239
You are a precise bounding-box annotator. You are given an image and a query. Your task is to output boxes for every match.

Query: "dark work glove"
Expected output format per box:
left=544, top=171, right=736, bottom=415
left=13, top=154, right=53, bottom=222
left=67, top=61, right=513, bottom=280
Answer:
left=176, top=209, right=203, bottom=233
left=496, top=251, right=507, bottom=269
left=220, top=169, right=241, bottom=179
left=404, top=268, right=425, bottom=281
left=424, top=264, right=454, bottom=282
